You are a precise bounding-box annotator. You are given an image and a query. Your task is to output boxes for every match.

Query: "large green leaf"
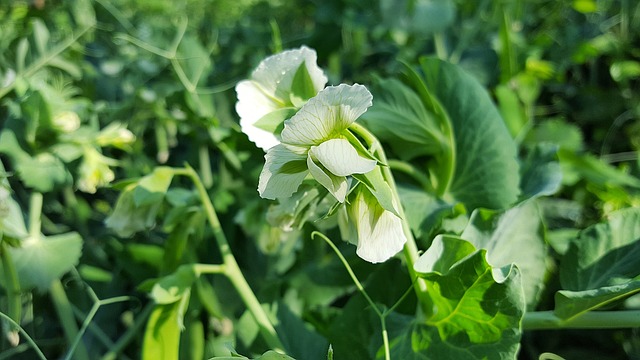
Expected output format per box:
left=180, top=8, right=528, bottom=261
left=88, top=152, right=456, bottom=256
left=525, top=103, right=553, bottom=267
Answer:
left=361, top=78, right=444, bottom=160
left=416, top=58, right=521, bottom=210
left=461, top=201, right=547, bottom=307
left=556, top=208, right=640, bottom=319
left=9, top=232, right=82, bottom=291
left=411, top=235, right=525, bottom=358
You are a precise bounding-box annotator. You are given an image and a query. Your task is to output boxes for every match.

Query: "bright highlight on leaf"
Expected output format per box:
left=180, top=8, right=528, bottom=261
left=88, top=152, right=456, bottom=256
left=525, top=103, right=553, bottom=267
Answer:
left=236, top=46, right=328, bottom=151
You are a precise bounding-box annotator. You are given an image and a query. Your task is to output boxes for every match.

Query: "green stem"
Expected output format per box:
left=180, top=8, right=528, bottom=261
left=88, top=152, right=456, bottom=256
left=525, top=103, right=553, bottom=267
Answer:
left=313, top=232, right=390, bottom=360
left=175, top=165, right=285, bottom=352
left=522, top=310, right=640, bottom=330
left=0, top=243, right=21, bottom=346
left=433, top=32, right=447, bottom=60
left=0, top=312, right=46, bottom=360
left=28, top=193, right=43, bottom=238
left=50, top=280, right=90, bottom=360
left=350, top=123, right=432, bottom=317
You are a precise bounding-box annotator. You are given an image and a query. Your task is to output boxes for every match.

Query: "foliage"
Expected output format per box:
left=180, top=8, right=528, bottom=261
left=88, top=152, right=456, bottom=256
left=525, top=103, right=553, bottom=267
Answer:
left=1, top=0, right=640, bottom=359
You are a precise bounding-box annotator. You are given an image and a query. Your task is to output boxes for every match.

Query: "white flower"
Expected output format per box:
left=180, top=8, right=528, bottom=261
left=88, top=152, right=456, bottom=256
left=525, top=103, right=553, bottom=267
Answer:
left=236, top=46, right=328, bottom=151
left=258, top=84, right=377, bottom=202
left=96, top=122, right=136, bottom=150
left=346, top=185, right=407, bottom=263
left=52, top=111, right=81, bottom=133
left=77, top=147, right=117, bottom=193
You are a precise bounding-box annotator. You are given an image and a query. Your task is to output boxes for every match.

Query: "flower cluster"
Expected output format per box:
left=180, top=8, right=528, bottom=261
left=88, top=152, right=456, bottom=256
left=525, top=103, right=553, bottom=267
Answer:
left=235, top=47, right=406, bottom=263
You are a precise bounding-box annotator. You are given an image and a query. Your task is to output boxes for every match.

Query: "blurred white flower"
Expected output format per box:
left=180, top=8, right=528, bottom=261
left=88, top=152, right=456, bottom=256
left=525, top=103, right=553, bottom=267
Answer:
left=96, top=122, right=136, bottom=150
left=52, top=111, right=81, bottom=133
left=236, top=46, right=328, bottom=151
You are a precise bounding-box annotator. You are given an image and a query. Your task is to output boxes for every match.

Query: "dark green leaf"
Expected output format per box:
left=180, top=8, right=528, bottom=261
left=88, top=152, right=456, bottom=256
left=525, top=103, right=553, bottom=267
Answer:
left=519, top=143, right=563, bottom=199
left=418, top=58, right=521, bottom=210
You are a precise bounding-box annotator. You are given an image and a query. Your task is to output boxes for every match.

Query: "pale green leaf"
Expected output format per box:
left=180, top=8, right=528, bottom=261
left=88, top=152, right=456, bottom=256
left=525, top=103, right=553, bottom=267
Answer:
left=352, top=166, right=399, bottom=217
left=281, top=84, right=372, bottom=146
left=151, top=265, right=198, bottom=304
left=258, top=144, right=309, bottom=200
left=461, top=202, right=547, bottom=307
left=254, top=107, right=296, bottom=133
left=307, top=155, right=348, bottom=203
left=133, top=166, right=175, bottom=206
left=310, top=139, right=376, bottom=177
left=105, top=183, right=163, bottom=237
left=290, top=61, right=318, bottom=107
left=10, top=232, right=83, bottom=291
left=555, top=281, right=640, bottom=320
left=519, top=143, right=562, bottom=199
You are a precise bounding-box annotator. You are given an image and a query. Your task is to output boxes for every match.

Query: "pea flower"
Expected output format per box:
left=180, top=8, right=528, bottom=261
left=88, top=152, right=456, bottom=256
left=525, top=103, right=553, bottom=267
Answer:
left=344, top=184, right=407, bottom=263
left=235, top=46, right=328, bottom=151
left=258, top=84, right=377, bottom=203
left=77, top=147, right=117, bottom=194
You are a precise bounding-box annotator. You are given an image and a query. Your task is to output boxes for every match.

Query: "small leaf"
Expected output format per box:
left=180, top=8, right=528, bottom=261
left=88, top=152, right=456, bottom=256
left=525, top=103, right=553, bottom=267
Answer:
left=290, top=62, right=317, bottom=107
left=519, top=143, right=562, bottom=199
left=151, top=265, right=199, bottom=304
left=10, top=232, right=83, bottom=291
left=133, top=167, right=175, bottom=206
left=254, top=107, right=296, bottom=133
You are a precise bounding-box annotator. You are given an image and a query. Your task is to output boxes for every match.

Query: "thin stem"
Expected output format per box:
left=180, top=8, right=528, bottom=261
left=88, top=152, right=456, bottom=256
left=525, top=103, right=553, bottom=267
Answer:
left=50, top=280, right=90, bottom=360
left=28, top=193, right=43, bottom=238
left=0, top=243, right=21, bottom=345
left=312, top=232, right=390, bottom=360
left=433, top=32, right=447, bottom=60
left=175, top=165, right=285, bottom=352
left=0, top=312, right=46, bottom=360
left=350, top=123, right=432, bottom=317
left=522, top=310, right=640, bottom=330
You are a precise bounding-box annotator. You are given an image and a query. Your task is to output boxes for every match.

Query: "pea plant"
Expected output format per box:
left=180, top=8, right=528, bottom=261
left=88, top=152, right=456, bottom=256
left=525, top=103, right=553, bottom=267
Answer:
left=1, top=1, right=640, bottom=359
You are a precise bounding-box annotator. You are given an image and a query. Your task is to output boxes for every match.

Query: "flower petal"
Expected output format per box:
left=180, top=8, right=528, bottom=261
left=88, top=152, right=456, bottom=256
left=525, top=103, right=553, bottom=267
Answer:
left=236, top=80, right=282, bottom=150
left=307, top=154, right=349, bottom=202
left=258, top=144, right=309, bottom=200
left=310, top=138, right=376, bottom=177
left=348, top=187, right=407, bottom=263
left=251, top=46, right=327, bottom=101
left=281, top=84, right=373, bottom=146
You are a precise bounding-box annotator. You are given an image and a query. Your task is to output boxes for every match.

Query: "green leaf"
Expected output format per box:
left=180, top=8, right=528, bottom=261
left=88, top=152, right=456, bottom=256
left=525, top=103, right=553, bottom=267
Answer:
left=142, top=303, right=182, bottom=360
left=134, top=167, right=175, bottom=206
left=461, top=202, right=547, bottom=307
left=275, top=303, right=329, bottom=359
left=16, top=153, right=72, bottom=192
left=361, top=78, right=443, bottom=160
left=258, top=144, right=309, bottom=200
left=151, top=264, right=198, bottom=304
left=519, top=143, right=562, bottom=199
left=397, top=185, right=453, bottom=239
left=418, top=58, right=521, bottom=210
left=558, top=148, right=640, bottom=188
left=290, top=61, right=317, bottom=107
left=556, top=208, right=640, bottom=319
left=524, top=119, right=584, bottom=152
left=254, top=107, right=296, bottom=133
left=105, top=183, right=163, bottom=237
left=9, top=232, right=83, bottom=291
left=495, top=84, right=527, bottom=138
left=353, top=166, right=399, bottom=217
left=412, top=235, right=525, bottom=358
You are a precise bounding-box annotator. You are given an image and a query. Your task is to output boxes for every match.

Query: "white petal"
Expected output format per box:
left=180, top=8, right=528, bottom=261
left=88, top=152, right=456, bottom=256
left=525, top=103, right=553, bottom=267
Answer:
left=236, top=80, right=281, bottom=151
left=281, top=84, right=373, bottom=146
left=310, top=139, right=376, bottom=177
left=349, top=188, right=407, bottom=263
left=258, top=144, right=309, bottom=200
left=307, top=154, right=349, bottom=202
left=251, top=46, right=327, bottom=101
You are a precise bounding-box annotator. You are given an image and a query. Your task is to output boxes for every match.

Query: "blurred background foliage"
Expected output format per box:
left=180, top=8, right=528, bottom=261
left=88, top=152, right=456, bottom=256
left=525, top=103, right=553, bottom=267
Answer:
left=0, top=0, right=639, bottom=359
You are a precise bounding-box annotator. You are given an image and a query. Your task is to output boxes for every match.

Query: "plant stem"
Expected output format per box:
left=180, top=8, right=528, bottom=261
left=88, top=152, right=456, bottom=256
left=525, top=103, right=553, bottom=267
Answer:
left=0, top=312, right=46, bottom=360
left=522, top=310, right=640, bottom=330
left=101, top=303, right=154, bottom=360
left=50, top=280, right=91, bottom=360
left=0, top=243, right=21, bottom=346
left=349, top=123, right=432, bottom=317
left=176, top=165, right=285, bottom=352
